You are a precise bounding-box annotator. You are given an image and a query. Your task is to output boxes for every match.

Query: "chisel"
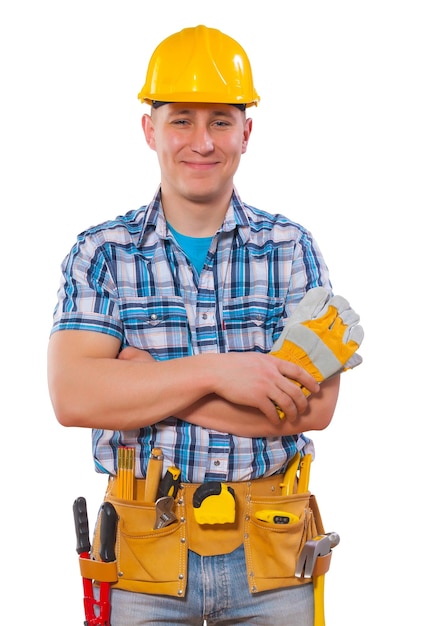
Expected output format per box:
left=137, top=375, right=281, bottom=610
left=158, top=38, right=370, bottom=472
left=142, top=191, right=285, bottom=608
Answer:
left=144, top=447, right=164, bottom=502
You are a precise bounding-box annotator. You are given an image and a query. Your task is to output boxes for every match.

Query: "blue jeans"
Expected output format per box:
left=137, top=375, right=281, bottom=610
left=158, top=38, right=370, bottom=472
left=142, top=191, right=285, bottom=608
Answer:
left=110, top=545, right=314, bottom=625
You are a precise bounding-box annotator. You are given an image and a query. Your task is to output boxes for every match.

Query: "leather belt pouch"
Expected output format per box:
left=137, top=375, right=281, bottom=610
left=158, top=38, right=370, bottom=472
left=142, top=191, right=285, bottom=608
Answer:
left=91, top=475, right=325, bottom=596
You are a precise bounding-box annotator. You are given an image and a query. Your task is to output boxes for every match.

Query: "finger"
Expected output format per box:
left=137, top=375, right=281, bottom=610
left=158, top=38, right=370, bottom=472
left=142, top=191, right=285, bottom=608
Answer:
left=272, top=288, right=332, bottom=352
left=328, top=295, right=351, bottom=315
left=271, top=396, right=299, bottom=423
left=328, top=311, right=363, bottom=347
left=274, top=357, right=320, bottom=394
left=346, top=324, right=364, bottom=346
left=289, top=287, right=332, bottom=322
left=336, top=307, right=360, bottom=328
left=343, top=352, right=363, bottom=370
left=261, top=397, right=286, bottom=422
left=276, top=379, right=310, bottom=414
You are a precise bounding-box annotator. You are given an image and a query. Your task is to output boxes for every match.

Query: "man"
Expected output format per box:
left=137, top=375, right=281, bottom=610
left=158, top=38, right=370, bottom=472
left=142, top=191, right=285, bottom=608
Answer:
left=48, top=25, right=344, bottom=625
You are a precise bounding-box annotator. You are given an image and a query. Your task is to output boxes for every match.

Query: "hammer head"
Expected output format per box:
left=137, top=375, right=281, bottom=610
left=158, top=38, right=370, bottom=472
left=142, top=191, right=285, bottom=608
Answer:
left=295, top=531, right=340, bottom=578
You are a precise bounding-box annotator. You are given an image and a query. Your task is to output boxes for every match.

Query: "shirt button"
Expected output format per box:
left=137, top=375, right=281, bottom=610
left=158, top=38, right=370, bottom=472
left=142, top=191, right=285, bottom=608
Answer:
left=202, top=313, right=208, bottom=320
left=214, top=460, right=220, bottom=466
left=150, top=314, right=158, bottom=321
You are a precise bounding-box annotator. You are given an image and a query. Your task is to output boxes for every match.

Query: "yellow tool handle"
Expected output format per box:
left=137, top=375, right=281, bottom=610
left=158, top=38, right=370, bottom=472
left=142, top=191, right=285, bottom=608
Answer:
left=313, top=574, right=326, bottom=626
left=145, top=447, right=164, bottom=502
left=255, top=510, right=299, bottom=524
left=297, top=454, right=312, bottom=493
left=280, top=451, right=300, bottom=495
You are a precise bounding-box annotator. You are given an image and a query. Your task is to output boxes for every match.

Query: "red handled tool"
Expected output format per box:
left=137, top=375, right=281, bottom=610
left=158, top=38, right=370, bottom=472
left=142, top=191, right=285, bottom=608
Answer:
left=73, top=498, right=118, bottom=626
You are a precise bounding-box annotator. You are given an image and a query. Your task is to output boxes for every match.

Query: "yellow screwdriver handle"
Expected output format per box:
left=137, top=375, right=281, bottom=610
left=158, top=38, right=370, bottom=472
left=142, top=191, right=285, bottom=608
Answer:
left=280, top=452, right=300, bottom=496
left=297, top=454, right=312, bottom=493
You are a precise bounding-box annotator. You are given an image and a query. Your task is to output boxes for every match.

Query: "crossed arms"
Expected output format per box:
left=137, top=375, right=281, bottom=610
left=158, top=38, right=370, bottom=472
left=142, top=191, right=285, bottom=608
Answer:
left=48, top=330, right=340, bottom=438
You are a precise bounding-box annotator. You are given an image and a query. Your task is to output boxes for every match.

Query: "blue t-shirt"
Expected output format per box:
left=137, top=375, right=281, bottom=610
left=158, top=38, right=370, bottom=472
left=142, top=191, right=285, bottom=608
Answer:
left=167, top=223, right=213, bottom=275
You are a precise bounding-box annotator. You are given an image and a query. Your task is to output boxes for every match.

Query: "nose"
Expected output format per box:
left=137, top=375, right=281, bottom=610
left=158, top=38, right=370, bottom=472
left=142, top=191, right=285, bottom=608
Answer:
left=190, top=123, right=214, bottom=155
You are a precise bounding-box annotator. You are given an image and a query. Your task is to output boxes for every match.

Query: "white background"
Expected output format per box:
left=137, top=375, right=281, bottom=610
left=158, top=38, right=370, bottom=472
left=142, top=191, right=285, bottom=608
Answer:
left=1, top=1, right=428, bottom=623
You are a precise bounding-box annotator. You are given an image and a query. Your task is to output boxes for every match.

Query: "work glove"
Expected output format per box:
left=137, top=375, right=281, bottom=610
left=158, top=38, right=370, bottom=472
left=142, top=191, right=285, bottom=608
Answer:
left=271, top=287, right=364, bottom=404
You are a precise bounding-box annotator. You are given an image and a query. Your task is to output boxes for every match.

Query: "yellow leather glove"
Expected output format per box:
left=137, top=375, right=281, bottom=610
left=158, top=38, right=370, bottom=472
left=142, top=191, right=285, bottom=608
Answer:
left=271, top=287, right=364, bottom=399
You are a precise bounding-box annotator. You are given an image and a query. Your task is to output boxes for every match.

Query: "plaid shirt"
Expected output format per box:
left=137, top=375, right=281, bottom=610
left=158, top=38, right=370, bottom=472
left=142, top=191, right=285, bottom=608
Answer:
left=52, top=187, right=331, bottom=482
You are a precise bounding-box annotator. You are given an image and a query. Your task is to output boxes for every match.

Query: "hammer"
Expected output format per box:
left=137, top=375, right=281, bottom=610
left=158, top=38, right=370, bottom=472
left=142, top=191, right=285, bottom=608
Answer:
left=295, top=532, right=340, bottom=626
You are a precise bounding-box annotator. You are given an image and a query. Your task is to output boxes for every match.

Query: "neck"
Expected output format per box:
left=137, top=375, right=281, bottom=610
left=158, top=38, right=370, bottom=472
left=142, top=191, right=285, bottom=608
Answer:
left=160, top=187, right=233, bottom=237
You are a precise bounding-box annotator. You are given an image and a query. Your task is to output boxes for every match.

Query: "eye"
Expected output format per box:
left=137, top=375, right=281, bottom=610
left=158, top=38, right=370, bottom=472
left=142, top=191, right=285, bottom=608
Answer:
left=213, top=120, right=230, bottom=128
left=171, top=119, right=189, bottom=126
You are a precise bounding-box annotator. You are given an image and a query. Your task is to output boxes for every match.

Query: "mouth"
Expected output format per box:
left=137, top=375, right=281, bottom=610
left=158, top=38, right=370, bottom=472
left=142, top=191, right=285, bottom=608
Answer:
left=182, top=161, right=220, bottom=171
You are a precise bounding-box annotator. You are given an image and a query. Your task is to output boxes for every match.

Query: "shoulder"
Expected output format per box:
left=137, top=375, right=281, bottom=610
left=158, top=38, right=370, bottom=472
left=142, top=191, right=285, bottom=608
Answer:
left=63, top=206, right=151, bottom=269
left=76, top=206, right=149, bottom=246
left=70, top=206, right=148, bottom=248
left=242, top=202, right=314, bottom=244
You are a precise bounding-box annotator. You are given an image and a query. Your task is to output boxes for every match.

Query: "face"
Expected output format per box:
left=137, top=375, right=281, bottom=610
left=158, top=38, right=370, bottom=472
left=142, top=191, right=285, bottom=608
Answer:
left=142, top=103, right=252, bottom=206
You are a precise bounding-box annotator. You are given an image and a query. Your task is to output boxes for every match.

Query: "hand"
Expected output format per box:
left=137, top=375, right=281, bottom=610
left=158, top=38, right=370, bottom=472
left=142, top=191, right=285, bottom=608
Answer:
left=117, top=346, right=155, bottom=363
left=210, top=352, right=320, bottom=424
left=119, top=346, right=318, bottom=424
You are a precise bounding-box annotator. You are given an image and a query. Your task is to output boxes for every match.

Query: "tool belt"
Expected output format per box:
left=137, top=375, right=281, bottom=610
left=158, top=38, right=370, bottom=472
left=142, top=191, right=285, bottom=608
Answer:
left=89, top=474, right=329, bottom=598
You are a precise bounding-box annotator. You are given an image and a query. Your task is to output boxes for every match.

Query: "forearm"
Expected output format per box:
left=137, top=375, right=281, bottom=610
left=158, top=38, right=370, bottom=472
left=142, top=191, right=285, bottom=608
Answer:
left=177, top=375, right=340, bottom=437
left=48, top=331, right=320, bottom=430
left=48, top=332, right=219, bottom=429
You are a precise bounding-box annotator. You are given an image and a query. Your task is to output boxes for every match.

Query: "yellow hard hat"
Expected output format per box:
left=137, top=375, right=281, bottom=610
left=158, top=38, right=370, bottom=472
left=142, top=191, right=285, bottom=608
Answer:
left=138, top=25, right=260, bottom=108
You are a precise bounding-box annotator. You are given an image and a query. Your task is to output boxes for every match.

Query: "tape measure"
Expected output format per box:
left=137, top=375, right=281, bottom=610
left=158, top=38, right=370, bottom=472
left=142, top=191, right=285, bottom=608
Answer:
left=192, top=482, right=236, bottom=524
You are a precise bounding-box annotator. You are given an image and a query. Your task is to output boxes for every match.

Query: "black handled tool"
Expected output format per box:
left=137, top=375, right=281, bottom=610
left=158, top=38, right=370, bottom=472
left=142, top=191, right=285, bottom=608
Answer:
left=158, top=466, right=181, bottom=499
left=73, top=497, right=98, bottom=625
left=96, top=503, right=118, bottom=625
left=99, top=502, right=118, bottom=563
left=73, top=496, right=91, bottom=556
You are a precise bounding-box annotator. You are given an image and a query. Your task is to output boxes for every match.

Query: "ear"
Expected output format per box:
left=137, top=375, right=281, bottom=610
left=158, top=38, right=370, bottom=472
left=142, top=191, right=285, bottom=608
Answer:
left=241, top=117, right=253, bottom=154
left=142, top=114, right=156, bottom=151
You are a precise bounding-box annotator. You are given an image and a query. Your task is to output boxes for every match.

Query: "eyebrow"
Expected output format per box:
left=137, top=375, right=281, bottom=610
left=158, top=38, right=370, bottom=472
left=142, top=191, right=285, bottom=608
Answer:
left=170, top=108, right=236, bottom=118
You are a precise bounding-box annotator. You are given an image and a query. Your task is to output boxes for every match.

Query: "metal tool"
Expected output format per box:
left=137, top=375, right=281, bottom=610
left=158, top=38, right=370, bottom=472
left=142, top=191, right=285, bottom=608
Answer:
left=154, top=496, right=177, bottom=529
left=295, top=531, right=340, bottom=626
left=295, top=531, right=340, bottom=578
